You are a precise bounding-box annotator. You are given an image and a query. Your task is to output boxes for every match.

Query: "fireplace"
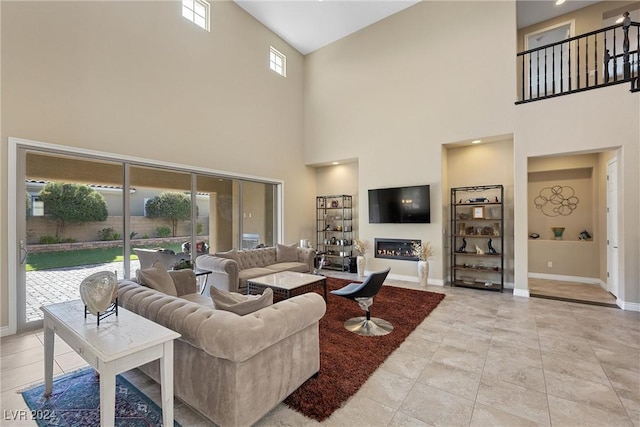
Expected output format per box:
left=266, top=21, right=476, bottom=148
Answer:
left=374, top=238, right=419, bottom=261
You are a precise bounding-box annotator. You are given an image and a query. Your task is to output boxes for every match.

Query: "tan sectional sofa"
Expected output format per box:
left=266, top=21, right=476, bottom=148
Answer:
left=196, top=245, right=316, bottom=293
left=117, top=273, right=326, bottom=427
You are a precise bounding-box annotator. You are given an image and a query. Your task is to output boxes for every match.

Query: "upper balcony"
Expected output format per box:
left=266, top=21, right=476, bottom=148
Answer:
left=516, top=12, right=639, bottom=103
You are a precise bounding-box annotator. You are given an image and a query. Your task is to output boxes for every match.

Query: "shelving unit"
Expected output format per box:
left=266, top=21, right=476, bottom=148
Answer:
left=316, top=195, right=353, bottom=271
left=450, top=185, right=504, bottom=292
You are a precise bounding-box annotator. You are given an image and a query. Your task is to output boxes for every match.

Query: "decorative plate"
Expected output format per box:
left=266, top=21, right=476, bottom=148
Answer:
left=79, top=271, right=118, bottom=316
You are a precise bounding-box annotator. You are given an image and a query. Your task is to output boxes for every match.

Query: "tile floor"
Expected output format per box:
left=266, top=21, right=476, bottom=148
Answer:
left=2, top=274, right=639, bottom=426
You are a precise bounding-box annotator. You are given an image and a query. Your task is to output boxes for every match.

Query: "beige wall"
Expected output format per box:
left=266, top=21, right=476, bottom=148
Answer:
left=314, top=162, right=359, bottom=246
left=527, top=154, right=600, bottom=278
left=304, top=1, right=517, bottom=282
left=3, top=0, right=639, bottom=331
left=1, top=1, right=312, bottom=328
left=514, top=84, right=639, bottom=304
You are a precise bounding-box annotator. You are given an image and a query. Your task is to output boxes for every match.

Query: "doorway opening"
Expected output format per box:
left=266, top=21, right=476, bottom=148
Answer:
left=526, top=149, right=620, bottom=308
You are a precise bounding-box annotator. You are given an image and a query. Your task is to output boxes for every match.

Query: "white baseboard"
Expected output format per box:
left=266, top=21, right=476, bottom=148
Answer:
left=527, top=272, right=602, bottom=285
left=617, top=299, right=640, bottom=312
left=387, top=273, right=444, bottom=287
left=513, top=288, right=530, bottom=297
left=1, top=326, right=13, bottom=337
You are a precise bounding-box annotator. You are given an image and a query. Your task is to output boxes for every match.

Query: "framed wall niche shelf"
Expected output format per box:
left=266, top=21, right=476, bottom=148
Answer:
left=450, top=185, right=504, bottom=292
left=316, top=195, right=353, bottom=271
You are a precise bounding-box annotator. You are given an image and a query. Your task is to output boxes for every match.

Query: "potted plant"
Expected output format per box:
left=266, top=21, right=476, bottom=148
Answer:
left=353, top=238, right=368, bottom=277
left=412, top=241, right=434, bottom=286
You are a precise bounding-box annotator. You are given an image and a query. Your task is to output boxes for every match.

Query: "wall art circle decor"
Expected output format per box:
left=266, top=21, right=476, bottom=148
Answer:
left=534, top=185, right=579, bottom=217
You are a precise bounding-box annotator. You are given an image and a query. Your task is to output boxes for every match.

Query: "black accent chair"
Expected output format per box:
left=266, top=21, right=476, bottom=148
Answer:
left=330, top=267, right=393, bottom=336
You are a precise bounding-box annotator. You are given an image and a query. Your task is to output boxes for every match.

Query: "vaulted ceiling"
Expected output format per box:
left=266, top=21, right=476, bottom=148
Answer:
left=234, top=0, right=602, bottom=55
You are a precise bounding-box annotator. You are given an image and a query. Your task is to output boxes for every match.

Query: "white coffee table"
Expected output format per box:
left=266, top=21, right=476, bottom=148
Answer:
left=41, top=300, right=181, bottom=427
left=247, top=271, right=328, bottom=302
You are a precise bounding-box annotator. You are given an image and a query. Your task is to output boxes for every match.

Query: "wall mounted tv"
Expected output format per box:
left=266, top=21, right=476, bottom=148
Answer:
left=368, top=185, right=431, bottom=224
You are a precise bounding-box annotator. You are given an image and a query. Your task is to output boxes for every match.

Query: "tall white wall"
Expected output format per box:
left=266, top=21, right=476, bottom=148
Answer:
left=0, top=1, right=312, bottom=328
left=304, top=1, right=517, bottom=281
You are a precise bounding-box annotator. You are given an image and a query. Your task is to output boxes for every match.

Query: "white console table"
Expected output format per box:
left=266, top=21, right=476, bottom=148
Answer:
left=41, top=300, right=181, bottom=427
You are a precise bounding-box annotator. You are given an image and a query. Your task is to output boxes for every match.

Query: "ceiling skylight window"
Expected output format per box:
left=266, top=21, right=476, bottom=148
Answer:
left=182, top=0, right=210, bottom=31
left=270, top=46, right=286, bottom=77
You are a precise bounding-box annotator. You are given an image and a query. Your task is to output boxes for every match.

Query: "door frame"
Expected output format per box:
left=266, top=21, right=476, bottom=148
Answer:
left=523, top=20, right=575, bottom=98
left=606, top=157, right=620, bottom=299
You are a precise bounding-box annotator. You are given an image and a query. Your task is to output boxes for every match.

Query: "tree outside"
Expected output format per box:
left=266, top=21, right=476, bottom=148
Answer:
left=145, top=192, right=191, bottom=237
left=38, top=182, right=108, bottom=238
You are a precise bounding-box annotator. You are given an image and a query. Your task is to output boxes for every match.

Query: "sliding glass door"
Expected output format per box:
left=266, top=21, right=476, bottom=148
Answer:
left=14, top=143, right=280, bottom=332
left=19, top=150, right=124, bottom=330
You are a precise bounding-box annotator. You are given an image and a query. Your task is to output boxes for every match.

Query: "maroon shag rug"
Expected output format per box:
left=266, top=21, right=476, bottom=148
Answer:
left=284, top=277, right=445, bottom=421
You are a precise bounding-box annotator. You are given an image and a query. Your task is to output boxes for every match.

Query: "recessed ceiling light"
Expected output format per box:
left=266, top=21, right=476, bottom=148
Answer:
left=471, top=140, right=482, bottom=144
left=555, top=0, right=566, bottom=5
left=332, top=161, right=339, bottom=165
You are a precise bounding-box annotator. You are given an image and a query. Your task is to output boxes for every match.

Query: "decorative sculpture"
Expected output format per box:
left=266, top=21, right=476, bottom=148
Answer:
left=456, top=238, right=467, bottom=253
left=552, top=227, right=565, bottom=240
left=604, top=49, right=611, bottom=83
left=579, top=230, right=592, bottom=240
left=623, top=11, right=631, bottom=79
left=487, top=239, right=498, bottom=255
left=475, top=245, right=485, bottom=255
left=79, top=271, right=118, bottom=326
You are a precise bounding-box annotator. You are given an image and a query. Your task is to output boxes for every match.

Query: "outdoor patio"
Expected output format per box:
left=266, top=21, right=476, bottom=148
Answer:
left=25, top=260, right=141, bottom=322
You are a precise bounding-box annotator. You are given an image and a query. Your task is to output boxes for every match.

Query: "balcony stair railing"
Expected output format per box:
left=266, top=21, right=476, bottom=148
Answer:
left=517, top=14, right=639, bottom=104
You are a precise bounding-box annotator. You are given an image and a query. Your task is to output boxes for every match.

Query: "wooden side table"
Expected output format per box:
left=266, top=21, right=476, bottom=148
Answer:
left=41, top=300, right=181, bottom=427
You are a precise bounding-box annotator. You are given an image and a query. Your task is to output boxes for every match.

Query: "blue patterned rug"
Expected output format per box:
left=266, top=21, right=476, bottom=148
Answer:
left=21, top=368, right=180, bottom=427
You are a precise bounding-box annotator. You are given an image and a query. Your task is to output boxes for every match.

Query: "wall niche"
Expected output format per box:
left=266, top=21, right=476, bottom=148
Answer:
left=528, top=167, right=594, bottom=241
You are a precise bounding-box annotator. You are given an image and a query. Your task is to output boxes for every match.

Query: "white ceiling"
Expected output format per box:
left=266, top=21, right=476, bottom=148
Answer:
left=234, top=0, right=604, bottom=55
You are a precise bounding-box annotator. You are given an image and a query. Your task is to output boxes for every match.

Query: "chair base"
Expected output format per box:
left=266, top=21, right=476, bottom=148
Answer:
left=344, top=316, right=393, bottom=336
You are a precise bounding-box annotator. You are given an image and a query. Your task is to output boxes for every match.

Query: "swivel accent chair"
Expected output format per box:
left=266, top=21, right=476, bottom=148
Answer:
left=330, top=267, right=392, bottom=336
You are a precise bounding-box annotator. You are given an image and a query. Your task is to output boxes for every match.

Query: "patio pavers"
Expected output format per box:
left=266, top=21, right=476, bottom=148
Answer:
left=25, top=261, right=140, bottom=322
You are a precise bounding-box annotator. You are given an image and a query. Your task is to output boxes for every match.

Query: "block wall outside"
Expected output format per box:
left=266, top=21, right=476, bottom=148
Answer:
left=25, top=215, right=209, bottom=246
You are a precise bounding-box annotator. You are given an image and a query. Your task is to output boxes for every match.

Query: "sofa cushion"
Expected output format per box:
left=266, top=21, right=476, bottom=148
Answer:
left=210, top=287, right=273, bottom=315
left=239, top=247, right=277, bottom=269
left=238, top=267, right=275, bottom=285
left=266, top=262, right=309, bottom=273
left=276, top=243, right=298, bottom=263
left=181, top=293, right=215, bottom=308
left=136, top=261, right=178, bottom=296
left=214, top=248, right=243, bottom=269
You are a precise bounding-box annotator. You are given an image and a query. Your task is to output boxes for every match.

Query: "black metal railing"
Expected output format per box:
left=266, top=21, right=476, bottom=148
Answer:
left=517, top=17, right=639, bottom=103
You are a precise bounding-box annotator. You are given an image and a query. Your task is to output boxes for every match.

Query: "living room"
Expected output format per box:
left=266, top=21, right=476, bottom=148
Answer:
left=1, top=0, right=639, bottom=425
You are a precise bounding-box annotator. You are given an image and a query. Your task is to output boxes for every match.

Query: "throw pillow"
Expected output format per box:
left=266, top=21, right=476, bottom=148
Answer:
left=136, top=261, right=178, bottom=296
left=214, top=248, right=243, bottom=269
left=276, top=243, right=298, bottom=263
left=210, top=287, right=273, bottom=316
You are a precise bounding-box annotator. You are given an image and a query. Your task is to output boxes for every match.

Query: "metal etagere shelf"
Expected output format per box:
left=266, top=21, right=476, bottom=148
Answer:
left=450, top=185, right=504, bottom=292
left=316, top=195, right=353, bottom=271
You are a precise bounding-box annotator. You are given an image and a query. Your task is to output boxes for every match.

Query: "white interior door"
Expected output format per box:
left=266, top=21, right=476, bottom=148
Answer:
left=606, top=158, right=619, bottom=298
left=525, top=22, right=573, bottom=98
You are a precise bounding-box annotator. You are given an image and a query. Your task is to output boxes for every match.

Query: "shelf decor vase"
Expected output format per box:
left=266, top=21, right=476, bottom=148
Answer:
left=551, top=227, right=565, bottom=240
left=356, top=255, right=365, bottom=277
left=417, top=260, right=429, bottom=287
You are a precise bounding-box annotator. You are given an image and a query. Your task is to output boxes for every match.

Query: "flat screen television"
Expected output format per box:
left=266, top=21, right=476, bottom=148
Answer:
left=368, top=185, right=431, bottom=223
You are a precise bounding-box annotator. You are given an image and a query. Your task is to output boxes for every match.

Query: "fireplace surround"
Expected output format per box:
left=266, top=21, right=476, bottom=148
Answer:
left=374, top=238, right=419, bottom=261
